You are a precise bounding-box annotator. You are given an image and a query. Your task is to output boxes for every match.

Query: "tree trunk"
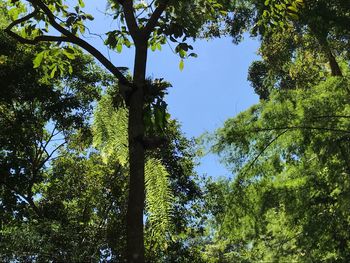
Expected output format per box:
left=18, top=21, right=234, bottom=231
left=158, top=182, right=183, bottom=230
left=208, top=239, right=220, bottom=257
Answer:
left=126, top=40, right=147, bottom=263
left=315, top=33, right=343, bottom=77
left=325, top=46, right=343, bottom=77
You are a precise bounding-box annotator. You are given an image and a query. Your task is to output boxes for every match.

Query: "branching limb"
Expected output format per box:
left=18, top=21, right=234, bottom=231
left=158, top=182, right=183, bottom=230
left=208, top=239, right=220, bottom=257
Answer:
left=250, top=126, right=350, bottom=134
left=136, top=0, right=155, bottom=19
left=311, top=115, right=350, bottom=120
left=5, top=0, right=131, bottom=86
left=239, top=124, right=350, bottom=177
left=5, top=7, right=67, bottom=44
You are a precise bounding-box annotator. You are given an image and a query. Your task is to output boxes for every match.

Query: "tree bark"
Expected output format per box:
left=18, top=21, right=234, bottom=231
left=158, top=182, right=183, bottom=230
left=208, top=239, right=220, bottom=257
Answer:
left=325, top=46, right=343, bottom=77
left=314, top=32, right=343, bottom=77
left=126, top=40, right=148, bottom=263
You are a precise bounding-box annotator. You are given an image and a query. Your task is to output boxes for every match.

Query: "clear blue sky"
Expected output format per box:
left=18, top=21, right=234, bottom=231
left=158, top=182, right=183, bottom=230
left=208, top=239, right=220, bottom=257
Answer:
left=83, top=2, right=260, bottom=178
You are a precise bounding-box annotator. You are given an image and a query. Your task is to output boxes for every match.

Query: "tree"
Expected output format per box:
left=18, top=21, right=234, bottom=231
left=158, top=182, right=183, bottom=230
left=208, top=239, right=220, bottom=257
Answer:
left=227, top=0, right=350, bottom=100
left=204, top=74, right=350, bottom=261
left=199, top=1, right=350, bottom=259
left=93, top=91, right=205, bottom=262
left=3, top=1, right=232, bottom=260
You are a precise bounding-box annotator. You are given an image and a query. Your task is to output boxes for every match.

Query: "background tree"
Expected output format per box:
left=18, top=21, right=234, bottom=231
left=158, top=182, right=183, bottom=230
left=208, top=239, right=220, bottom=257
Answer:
left=0, top=23, right=109, bottom=261
left=197, top=0, right=350, bottom=261
left=206, top=76, right=350, bottom=261
left=228, top=0, right=350, bottom=99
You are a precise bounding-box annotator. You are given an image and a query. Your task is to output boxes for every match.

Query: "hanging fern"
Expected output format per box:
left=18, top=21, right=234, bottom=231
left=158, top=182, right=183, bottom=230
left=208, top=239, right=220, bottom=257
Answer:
left=92, top=95, right=128, bottom=165
left=92, top=92, right=174, bottom=251
left=145, top=158, right=174, bottom=251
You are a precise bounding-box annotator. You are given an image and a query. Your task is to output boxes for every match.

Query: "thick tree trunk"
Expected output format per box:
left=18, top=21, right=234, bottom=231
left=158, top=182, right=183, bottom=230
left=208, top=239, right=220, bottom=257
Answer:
left=126, top=41, right=147, bottom=263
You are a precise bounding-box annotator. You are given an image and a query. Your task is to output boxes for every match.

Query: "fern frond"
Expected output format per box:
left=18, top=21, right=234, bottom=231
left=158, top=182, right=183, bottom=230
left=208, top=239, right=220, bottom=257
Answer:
left=92, top=95, right=128, bottom=165
left=145, top=158, right=174, bottom=249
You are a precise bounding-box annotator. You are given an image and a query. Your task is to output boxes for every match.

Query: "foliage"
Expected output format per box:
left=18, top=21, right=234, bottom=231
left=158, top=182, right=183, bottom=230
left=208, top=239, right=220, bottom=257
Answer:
left=3, top=0, right=233, bottom=79
left=0, top=24, right=117, bottom=261
left=3, top=0, right=237, bottom=260
left=206, top=75, right=350, bottom=261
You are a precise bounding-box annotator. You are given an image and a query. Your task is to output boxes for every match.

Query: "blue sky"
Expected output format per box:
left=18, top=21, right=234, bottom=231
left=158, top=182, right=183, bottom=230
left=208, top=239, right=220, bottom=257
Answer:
left=83, top=2, right=260, bottom=178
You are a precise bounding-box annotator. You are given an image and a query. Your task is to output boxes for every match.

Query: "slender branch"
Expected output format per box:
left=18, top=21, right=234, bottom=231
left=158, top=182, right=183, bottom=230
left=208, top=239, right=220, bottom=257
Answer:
left=143, top=1, right=167, bottom=36
left=311, top=115, right=350, bottom=120
left=5, top=31, right=68, bottom=44
left=242, top=130, right=288, bottom=177
left=6, top=6, right=39, bottom=28
left=0, top=180, right=43, bottom=218
left=5, top=8, right=68, bottom=44
left=136, top=0, right=155, bottom=19
left=36, top=141, right=66, bottom=170
left=34, top=124, right=57, bottom=169
left=250, top=126, right=350, bottom=134
left=238, top=124, right=350, bottom=177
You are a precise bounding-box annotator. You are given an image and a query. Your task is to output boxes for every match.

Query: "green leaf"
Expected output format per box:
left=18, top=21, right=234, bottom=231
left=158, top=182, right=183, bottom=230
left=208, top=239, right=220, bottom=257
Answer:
left=78, top=0, right=85, bottom=8
left=179, top=49, right=187, bottom=58
left=33, top=51, right=45, bottom=68
left=179, top=59, right=184, bottom=71
left=85, top=14, right=94, bottom=21
left=63, top=50, right=75, bottom=60
left=117, top=41, right=123, bottom=53
left=287, top=5, right=298, bottom=13
left=50, top=65, right=57, bottom=78
left=151, top=43, right=156, bottom=52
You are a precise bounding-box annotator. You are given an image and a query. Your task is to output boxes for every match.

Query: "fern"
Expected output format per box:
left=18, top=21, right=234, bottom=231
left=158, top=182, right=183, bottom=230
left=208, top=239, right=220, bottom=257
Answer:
left=92, top=95, right=128, bottom=165
left=145, top=158, right=174, bottom=250
left=92, top=93, right=174, bottom=251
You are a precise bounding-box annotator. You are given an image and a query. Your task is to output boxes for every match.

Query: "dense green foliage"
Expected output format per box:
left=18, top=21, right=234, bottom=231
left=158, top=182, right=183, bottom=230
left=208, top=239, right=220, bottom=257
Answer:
left=203, top=1, right=350, bottom=261
left=207, top=76, right=350, bottom=261
left=2, top=0, right=237, bottom=261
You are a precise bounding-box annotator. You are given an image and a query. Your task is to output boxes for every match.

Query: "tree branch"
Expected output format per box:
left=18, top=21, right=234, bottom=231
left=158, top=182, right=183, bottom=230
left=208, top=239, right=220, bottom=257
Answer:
left=311, top=115, right=350, bottom=120
left=250, top=126, right=350, bottom=134
left=0, top=180, right=43, bottom=218
left=238, top=125, right=350, bottom=176
left=242, top=130, right=288, bottom=177
left=6, top=0, right=131, bottom=86
left=143, top=1, right=167, bottom=37
left=119, top=0, right=141, bottom=41
left=5, top=5, right=39, bottom=28
left=4, top=8, right=67, bottom=44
